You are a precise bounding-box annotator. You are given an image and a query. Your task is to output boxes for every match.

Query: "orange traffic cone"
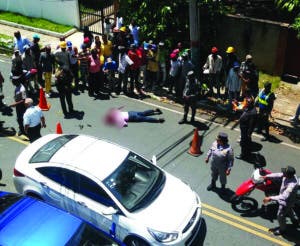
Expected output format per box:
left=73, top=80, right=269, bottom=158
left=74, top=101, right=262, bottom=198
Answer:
left=188, top=128, right=203, bottom=156
left=56, top=122, right=63, bottom=134
left=38, top=88, right=51, bottom=111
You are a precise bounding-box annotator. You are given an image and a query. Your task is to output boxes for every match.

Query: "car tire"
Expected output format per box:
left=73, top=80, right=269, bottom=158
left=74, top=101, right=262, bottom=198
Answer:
left=125, top=236, right=150, bottom=246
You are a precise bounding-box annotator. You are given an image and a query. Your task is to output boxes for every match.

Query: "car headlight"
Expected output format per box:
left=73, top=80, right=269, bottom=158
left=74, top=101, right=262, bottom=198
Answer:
left=147, top=228, right=178, bottom=243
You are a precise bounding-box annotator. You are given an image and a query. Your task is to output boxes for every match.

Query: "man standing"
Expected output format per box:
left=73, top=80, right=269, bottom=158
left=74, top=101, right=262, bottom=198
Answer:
left=178, top=71, right=200, bottom=124
left=55, top=66, right=74, bottom=118
left=263, top=166, right=299, bottom=236
left=39, top=45, right=55, bottom=97
left=13, top=31, right=31, bottom=54
left=23, top=98, right=46, bottom=143
left=226, top=62, right=242, bottom=111
left=236, top=97, right=257, bottom=160
left=9, top=75, right=27, bottom=136
left=203, top=47, right=223, bottom=98
left=256, top=81, right=276, bottom=141
left=205, top=132, right=234, bottom=193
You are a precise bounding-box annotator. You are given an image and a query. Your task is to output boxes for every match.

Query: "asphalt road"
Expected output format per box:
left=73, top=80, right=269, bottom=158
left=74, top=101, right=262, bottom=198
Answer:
left=0, top=55, right=299, bottom=246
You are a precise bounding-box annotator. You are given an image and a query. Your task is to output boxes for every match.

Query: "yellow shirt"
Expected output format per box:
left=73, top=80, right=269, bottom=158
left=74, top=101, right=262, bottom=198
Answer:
left=102, top=41, right=112, bottom=58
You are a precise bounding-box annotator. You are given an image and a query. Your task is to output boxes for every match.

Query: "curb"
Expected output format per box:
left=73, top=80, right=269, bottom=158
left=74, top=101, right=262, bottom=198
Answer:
left=0, top=20, right=78, bottom=38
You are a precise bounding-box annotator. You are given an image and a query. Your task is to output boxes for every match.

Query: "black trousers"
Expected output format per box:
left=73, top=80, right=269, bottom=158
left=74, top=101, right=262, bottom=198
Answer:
left=240, top=126, right=252, bottom=156
left=28, top=124, right=41, bottom=143
left=58, top=90, right=73, bottom=116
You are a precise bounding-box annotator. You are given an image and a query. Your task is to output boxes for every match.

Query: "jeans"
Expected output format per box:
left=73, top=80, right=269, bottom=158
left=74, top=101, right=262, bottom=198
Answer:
left=128, top=110, right=159, bottom=122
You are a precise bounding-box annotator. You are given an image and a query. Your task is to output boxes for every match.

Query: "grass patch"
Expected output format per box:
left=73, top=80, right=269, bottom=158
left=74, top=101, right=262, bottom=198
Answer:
left=0, top=11, right=73, bottom=33
left=0, top=33, right=13, bottom=50
left=259, top=71, right=281, bottom=90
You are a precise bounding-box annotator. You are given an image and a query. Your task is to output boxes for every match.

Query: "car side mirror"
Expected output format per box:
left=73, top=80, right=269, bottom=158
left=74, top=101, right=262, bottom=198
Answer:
left=102, top=206, right=118, bottom=215
left=152, top=155, right=157, bottom=165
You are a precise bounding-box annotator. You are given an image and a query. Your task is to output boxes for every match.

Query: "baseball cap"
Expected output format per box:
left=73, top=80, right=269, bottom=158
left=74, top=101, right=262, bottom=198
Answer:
left=217, top=132, right=228, bottom=141
left=246, top=54, right=252, bottom=60
left=66, top=41, right=72, bottom=47
left=33, top=33, right=40, bottom=39
left=60, top=41, right=67, bottom=48
left=211, top=47, right=218, bottom=54
left=233, top=62, right=240, bottom=68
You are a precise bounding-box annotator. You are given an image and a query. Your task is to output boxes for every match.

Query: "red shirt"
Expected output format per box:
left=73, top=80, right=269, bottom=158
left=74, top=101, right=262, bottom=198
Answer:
left=128, top=50, right=141, bottom=70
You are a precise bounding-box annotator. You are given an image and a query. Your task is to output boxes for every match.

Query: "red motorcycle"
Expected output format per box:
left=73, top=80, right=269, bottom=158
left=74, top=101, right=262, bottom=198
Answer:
left=231, top=157, right=300, bottom=212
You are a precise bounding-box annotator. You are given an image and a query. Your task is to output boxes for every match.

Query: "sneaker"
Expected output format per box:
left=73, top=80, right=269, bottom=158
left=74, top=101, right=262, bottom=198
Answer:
left=45, top=93, right=50, bottom=98
left=158, top=118, right=165, bottom=123
left=155, top=108, right=162, bottom=114
left=272, top=229, right=285, bottom=236
left=207, top=184, right=216, bottom=191
left=178, top=119, right=187, bottom=124
left=289, top=116, right=296, bottom=121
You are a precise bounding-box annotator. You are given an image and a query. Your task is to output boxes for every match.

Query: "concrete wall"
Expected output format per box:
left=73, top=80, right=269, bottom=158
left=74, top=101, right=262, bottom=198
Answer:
left=214, top=15, right=290, bottom=76
left=0, top=0, right=80, bottom=28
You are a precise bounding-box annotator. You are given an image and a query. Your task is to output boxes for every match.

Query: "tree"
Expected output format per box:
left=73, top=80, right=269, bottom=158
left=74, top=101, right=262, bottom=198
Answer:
left=275, top=0, right=300, bottom=37
left=118, top=0, right=190, bottom=48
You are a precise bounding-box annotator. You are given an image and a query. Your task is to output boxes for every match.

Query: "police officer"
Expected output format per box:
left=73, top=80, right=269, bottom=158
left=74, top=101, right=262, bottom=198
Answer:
left=9, top=75, right=27, bottom=136
left=263, top=166, right=299, bottom=235
left=23, top=98, right=46, bottom=143
left=256, top=81, right=276, bottom=141
left=178, top=70, right=200, bottom=124
left=205, top=132, right=234, bottom=193
left=236, top=97, right=257, bottom=160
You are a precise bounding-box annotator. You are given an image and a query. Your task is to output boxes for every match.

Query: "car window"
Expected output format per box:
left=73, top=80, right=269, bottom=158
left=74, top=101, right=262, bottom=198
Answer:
left=37, top=167, right=79, bottom=192
left=78, top=174, right=114, bottom=207
left=30, top=135, right=78, bottom=163
left=103, top=152, right=165, bottom=212
left=66, top=222, right=120, bottom=246
left=0, top=193, right=23, bottom=214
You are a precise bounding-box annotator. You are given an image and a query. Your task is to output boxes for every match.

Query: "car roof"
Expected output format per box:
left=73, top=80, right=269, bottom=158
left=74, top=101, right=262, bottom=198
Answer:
left=26, top=134, right=130, bottom=180
left=0, top=191, right=82, bottom=246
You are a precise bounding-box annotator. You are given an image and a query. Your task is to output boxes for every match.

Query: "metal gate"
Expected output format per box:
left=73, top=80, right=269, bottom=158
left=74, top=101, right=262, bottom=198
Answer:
left=78, top=0, right=115, bottom=35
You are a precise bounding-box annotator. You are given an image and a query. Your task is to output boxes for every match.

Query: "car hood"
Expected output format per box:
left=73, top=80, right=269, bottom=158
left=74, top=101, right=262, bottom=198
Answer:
left=129, top=173, right=199, bottom=232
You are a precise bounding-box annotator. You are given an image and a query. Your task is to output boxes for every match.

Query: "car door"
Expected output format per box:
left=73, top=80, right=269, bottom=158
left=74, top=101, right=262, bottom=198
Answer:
left=73, top=172, right=121, bottom=239
left=36, top=166, right=77, bottom=213
left=35, top=166, right=66, bottom=208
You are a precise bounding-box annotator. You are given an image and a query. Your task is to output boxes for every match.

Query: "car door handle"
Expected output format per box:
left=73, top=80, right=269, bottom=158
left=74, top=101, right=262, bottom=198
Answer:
left=77, top=201, right=87, bottom=207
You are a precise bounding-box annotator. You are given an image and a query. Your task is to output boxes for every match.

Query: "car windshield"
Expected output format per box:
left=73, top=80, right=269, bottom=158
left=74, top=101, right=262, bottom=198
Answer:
left=103, top=152, right=165, bottom=212
left=30, top=135, right=78, bottom=163
left=66, top=222, right=119, bottom=246
left=0, top=193, right=23, bottom=214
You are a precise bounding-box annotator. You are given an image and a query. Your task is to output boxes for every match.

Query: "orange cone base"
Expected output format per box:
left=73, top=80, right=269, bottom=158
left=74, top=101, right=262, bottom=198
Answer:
left=39, top=103, right=51, bottom=111
left=188, top=149, right=203, bottom=157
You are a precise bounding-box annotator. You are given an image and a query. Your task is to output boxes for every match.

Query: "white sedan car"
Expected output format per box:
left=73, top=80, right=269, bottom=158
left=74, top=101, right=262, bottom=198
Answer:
left=14, top=134, right=202, bottom=246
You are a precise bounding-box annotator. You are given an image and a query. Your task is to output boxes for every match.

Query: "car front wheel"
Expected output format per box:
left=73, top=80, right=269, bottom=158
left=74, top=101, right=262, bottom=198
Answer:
left=125, top=236, right=150, bottom=246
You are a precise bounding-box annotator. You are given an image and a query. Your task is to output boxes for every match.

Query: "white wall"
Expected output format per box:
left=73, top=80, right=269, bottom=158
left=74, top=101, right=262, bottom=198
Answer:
left=0, top=0, right=80, bottom=28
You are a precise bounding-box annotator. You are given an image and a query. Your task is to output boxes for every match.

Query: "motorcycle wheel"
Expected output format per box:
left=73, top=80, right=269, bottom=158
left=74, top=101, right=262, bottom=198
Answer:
left=231, top=197, right=258, bottom=213
left=230, top=194, right=242, bottom=205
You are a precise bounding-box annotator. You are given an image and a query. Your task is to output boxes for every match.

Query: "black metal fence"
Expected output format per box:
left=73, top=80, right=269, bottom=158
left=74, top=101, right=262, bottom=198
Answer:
left=78, top=0, right=115, bottom=35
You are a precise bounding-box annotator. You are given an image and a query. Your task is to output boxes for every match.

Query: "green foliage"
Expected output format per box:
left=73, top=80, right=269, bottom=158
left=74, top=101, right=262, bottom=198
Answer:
left=0, top=11, right=73, bottom=33
left=119, top=0, right=190, bottom=48
left=275, top=0, right=300, bottom=12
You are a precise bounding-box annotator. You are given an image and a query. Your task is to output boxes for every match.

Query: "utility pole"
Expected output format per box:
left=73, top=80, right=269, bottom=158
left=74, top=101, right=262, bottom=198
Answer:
left=189, top=0, right=200, bottom=77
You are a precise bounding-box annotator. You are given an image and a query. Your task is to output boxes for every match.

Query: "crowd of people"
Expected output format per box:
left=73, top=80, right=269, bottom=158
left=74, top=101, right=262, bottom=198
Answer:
left=0, top=16, right=299, bottom=239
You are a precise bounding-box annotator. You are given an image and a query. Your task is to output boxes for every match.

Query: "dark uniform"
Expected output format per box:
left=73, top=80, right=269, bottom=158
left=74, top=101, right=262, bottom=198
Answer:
left=236, top=98, right=257, bottom=159
left=256, top=82, right=276, bottom=141
left=178, top=71, right=200, bottom=124
left=55, top=67, right=74, bottom=117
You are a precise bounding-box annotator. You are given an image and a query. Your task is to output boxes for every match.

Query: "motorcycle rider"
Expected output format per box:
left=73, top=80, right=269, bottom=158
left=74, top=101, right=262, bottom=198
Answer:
left=262, top=166, right=299, bottom=235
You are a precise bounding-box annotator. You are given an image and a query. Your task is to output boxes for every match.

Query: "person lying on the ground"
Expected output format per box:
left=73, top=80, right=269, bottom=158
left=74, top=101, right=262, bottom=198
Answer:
left=104, top=107, right=164, bottom=128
